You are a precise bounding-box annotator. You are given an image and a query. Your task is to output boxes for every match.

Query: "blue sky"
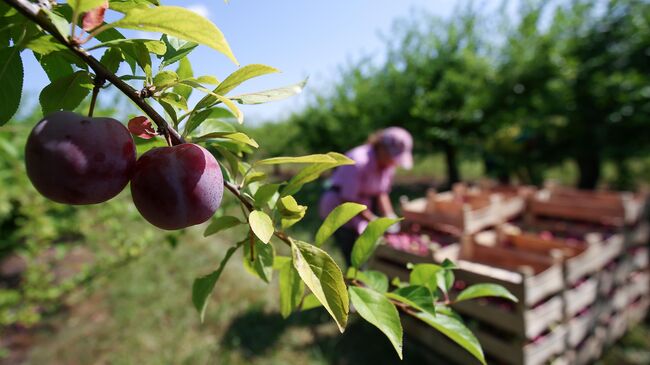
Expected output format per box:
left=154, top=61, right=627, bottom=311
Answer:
left=21, top=1, right=480, bottom=123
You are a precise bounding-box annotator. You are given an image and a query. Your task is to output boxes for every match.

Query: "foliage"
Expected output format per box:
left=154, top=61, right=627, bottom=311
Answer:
left=0, top=0, right=518, bottom=362
left=281, top=0, right=650, bottom=189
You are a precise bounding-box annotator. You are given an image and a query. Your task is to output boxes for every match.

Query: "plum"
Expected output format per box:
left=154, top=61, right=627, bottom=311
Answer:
left=25, top=111, right=136, bottom=205
left=130, top=143, right=223, bottom=230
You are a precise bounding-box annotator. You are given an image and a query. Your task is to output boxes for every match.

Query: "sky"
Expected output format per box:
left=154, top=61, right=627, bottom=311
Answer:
left=20, top=0, right=479, bottom=124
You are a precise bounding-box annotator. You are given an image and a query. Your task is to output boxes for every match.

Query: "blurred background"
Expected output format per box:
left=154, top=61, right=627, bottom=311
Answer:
left=2, top=0, right=650, bottom=364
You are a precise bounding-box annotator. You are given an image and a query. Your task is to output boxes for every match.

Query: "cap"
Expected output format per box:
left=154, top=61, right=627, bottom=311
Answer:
left=381, top=127, right=413, bottom=169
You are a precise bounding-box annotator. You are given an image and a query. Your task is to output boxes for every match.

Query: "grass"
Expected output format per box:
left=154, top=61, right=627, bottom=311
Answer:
left=22, top=227, right=441, bottom=365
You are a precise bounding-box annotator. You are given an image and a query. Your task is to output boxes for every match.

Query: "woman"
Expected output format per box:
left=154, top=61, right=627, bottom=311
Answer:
left=319, top=127, right=413, bottom=266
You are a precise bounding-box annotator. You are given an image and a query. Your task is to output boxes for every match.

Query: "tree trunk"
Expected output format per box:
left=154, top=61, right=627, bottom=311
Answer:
left=443, top=143, right=460, bottom=188
left=483, top=156, right=510, bottom=184
left=576, top=152, right=601, bottom=190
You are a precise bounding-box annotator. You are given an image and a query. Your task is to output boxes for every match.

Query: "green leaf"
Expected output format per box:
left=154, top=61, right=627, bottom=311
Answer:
left=282, top=152, right=355, bottom=196
left=160, top=34, right=198, bottom=67
left=278, top=196, right=306, bottom=216
left=409, top=263, right=443, bottom=292
left=70, top=0, right=106, bottom=14
left=243, top=237, right=275, bottom=283
left=249, top=210, right=274, bottom=244
left=253, top=184, right=281, bottom=209
left=315, top=202, right=367, bottom=246
left=355, top=270, right=389, bottom=293
left=113, top=6, right=238, bottom=65
left=455, top=284, right=519, bottom=303
left=158, top=92, right=188, bottom=111
left=277, top=195, right=307, bottom=229
left=87, top=38, right=166, bottom=55
left=196, top=75, right=219, bottom=85
left=415, top=311, right=486, bottom=365
left=214, top=64, right=280, bottom=95
left=24, top=35, right=68, bottom=55
left=193, top=132, right=258, bottom=148
left=39, top=71, right=93, bottom=114
left=231, top=79, right=307, bottom=105
left=279, top=258, right=305, bottom=318
left=99, top=47, right=123, bottom=74
left=108, top=0, right=156, bottom=14
left=180, top=81, right=244, bottom=124
left=35, top=52, right=74, bottom=82
left=301, top=293, right=322, bottom=311
left=158, top=99, right=177, bottom=126
left=43, top=9, right=70, bottom=39
left=184, top=107, right=234, bottom=136
left=0, top=47, right=23, bottom=125
left=291, top=240, right=349, bottom=332
left=349, top=286, right=403, bottom=359
left=153, top=70, right=179, bottom=88
left=203, top=216, right=242, bottom=237
left=256, top=154, right=339, bottom=165
left=192, top=242, right=242, bottom=322
left=244, top=171, right=266, bottom=186
left=437, top=269, right=454, bottom=297
left=351, top=217, right=402, bottom=268
left=388, top=285, right=436, bottom=314
left=173, top=57, right=193, bottom=100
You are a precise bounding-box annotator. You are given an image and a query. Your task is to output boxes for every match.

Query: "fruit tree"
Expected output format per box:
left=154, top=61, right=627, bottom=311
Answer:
left=0, top=1, right=517, bottom=362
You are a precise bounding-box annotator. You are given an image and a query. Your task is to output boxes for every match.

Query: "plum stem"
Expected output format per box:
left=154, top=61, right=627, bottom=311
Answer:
left=88, top=75, right=105, bottom=117
left=5, top=0, right=185, bottom=147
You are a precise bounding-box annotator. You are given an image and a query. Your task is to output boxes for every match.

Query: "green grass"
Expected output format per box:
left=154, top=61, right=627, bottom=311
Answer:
left=22, top=227, right=439, bottom=365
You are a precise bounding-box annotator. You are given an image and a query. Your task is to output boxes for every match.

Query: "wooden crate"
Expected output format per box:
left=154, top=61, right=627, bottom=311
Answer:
left=627, top=271, right=650, bottom=301
left=473, top=325, right=567, bottom=365
left=401, top=187, right=526, bottom=236
left=571, top=327, right=606, bottom=365
left=502, top=227, right=621, bottom=284
left=435, top=241, right=565, bottom=339
left=627, top=296, right=649, bottom=328
left=371, top=240, right=564, bottom=340
left=567, top=308, right=598, bottom=348
left=403, top=313, right=567, bottom=365
left=565, top=277, right=598, bottom=318
left=625, top=220, right=650, bottom=247
left=630, top=246, right=649, bottom=271
left=604, top=310, right=628, bottom=345
left=527, top=187, right=646, bottom=227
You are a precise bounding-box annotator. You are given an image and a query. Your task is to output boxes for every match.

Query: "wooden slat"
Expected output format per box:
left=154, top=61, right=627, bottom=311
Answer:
left=565, top=277, right=598, bottom=317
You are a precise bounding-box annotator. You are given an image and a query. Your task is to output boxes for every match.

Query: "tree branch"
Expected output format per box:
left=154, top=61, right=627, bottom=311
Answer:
left=7, top=0, right=291, bottom=248
left=5, top=0, right=185, bottom=146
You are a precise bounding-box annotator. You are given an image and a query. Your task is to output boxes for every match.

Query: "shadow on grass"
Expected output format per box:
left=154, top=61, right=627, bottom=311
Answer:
left=221, top=306, right=441, bottom=365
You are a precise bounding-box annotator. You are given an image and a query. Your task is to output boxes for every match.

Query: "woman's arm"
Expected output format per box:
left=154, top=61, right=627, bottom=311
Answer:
left=377, top=192, right=396, bottom=217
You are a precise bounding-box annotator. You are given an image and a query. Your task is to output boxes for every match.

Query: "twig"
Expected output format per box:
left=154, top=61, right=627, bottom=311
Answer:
left=87, top=75, right=105, bottom=117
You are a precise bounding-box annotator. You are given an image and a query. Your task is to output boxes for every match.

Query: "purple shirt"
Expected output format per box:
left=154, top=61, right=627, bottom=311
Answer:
left=319, top=144, right=395, bottom=234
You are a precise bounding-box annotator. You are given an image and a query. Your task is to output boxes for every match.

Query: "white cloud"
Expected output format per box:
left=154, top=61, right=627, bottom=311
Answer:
left=187, top=4, right=211, bottom=19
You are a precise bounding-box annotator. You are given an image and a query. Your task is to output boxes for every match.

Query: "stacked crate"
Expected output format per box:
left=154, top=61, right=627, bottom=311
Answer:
left=525, top=187, right=648, bottom=361
left=497, top=225, right=621, bottom=365
left=371, top=184, right=647, bottom=364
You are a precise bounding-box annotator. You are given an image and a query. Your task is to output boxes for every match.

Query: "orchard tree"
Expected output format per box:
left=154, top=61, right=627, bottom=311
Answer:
left=0, top=1, right=517, bottom=362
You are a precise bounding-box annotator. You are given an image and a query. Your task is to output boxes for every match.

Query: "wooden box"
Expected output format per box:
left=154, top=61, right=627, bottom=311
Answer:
left=527, top=187, right=645, bottom=227
left=403, top=315, right=567, bottom=365
left=401, top=186, right=526, bottom=236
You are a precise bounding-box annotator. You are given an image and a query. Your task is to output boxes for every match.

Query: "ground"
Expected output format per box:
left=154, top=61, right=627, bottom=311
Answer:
left=6, top=226, right=647, bottom=365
